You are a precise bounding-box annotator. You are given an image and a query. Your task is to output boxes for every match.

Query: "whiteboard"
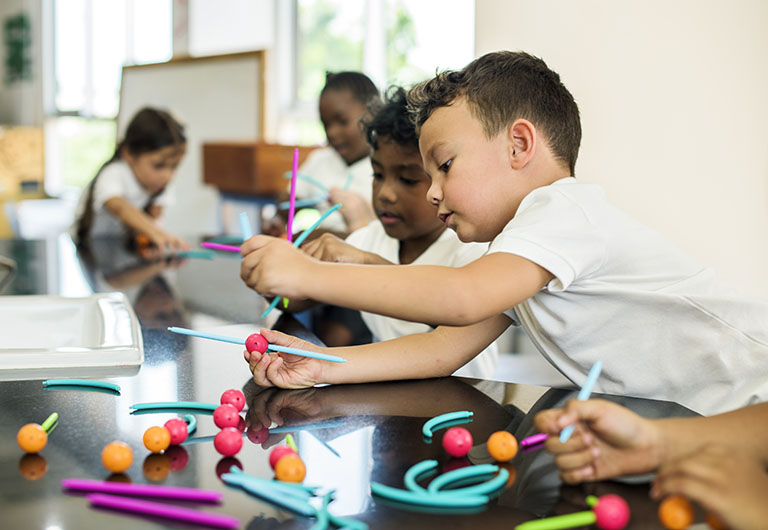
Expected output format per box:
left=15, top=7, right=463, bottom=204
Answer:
left=118, top=51, right=265, bottom=234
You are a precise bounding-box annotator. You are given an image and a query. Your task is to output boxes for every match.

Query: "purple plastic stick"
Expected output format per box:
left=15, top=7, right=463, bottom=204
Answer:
left=87, top=494, right=240, bottom=529
left=62, top=478, right=222, bottom=502
left=520, top=433, right=549, bottom=447
left=200, top=242, right=241, bottom=253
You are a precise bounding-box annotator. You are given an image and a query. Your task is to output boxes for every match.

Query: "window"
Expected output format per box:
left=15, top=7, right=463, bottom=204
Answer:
left=46, top=0, right=172, bottom=195
left=290, top=0, right=475, bottom=145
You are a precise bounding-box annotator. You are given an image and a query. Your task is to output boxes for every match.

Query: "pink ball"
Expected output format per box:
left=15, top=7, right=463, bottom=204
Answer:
left=213, top=404, right=241, bottom=429
left=269, top=446, right=296, bottom=470
left=213, top=428, right=243, bottom=457
left=595, top=494, right=631, bottom=530
left=246, top=425, right=270, bottom=444
left=220, top=389, right=246, bottom=411
left=245, top=333, right=269, bottom=354
left=165, top=445, right=189, bottom=471
left=442, top=427, right=473, bottom=458
left=163, top=418, right=189, bottom=445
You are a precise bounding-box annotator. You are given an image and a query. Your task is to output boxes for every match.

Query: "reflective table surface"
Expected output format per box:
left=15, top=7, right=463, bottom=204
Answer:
left=0, top=235, right=698, bottom=529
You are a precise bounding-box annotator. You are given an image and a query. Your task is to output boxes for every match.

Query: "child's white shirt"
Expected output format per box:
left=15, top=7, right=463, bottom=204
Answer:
left=488, top=177, right=768, bottom=415
left=346, top=221, right=498, bottom=379
left=295, top=147, right=372, bottom=233
left=71, top=160, right=173, bottom=237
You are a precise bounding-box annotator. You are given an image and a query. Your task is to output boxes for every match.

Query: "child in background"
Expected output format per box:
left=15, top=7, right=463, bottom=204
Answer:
left=533, top=399, right=768, bottom=530
left=293, top=71, right=381, bottom=236
left=298, top=86, right=498, bottom=379
left=72, top=107, right=189, bottom=255
left=240, top=51, right=768, bottom=416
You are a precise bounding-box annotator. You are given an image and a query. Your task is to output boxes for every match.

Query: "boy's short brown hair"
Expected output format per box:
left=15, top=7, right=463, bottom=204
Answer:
left=407, top=51, right=581, bottom=175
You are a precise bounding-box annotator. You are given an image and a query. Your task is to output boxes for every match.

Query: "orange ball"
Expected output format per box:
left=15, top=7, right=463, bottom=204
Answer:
left=659, top=495, right=694, bottom=530
left=274, top=453, right=306, bottom=483
left=143, top=426, right=171, bottom=453
left=487, top=431, right=518, bottom=462
left=142, top=453, right=171, bottom=481
left=17, top=423, right=48, bottom=453
left=102, top=441, right=134, bottom=473
left=706, top=511, right=727, bottom=530
left=18, top=453, right=48, bottom=480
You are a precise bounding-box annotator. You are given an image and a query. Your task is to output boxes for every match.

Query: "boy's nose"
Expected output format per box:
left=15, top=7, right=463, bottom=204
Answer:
left=426, top=181, right=442, bottom=205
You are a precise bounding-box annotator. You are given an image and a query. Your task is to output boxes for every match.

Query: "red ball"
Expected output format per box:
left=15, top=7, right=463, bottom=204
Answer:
left=246, top=425, right=270, bottom=444
left=213, top=404, right=241, bottom=429
left=164, top=418, right=189, bottom=445
left=220, top=389, right=246, bottom=412
left=165, top=445, right=189, bottom=471
left=269, top=446, right=296, bottom=470
left=595, top=494, right=631, bottom=530
left=442, top=427, right=473, bottom=458
left=213, top=428, right=243, bottom=457
left=245, top=333, right=269, bottom=353
left=215, top=457, right=243, bottom=480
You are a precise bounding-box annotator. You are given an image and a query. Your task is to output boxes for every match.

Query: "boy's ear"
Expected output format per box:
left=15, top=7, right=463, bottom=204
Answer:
left=506, top=119, right=536, bottom=170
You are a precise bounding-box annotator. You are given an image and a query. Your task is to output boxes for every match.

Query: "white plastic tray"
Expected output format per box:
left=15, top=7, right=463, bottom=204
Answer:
left=0, top=292, right=143, bottom=379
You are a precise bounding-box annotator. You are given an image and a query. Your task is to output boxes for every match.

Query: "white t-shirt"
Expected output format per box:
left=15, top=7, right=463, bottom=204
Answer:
left=295, top=147, right=373, bottom=233
left=346, top=221, right=498, bottom=379
left=488, top=177, right=768, bottom=415
left=71, top=160, right=173, bottom=237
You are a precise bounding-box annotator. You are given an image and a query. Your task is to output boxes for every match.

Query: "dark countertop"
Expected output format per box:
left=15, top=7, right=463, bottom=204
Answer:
left=0, top=235, right=698, bottom=529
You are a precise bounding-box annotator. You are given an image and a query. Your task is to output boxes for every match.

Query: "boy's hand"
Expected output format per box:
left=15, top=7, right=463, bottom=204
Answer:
left=534, top=398, right=661, bottom=483
left=242, top=328, right=325, bottom=389
left=240, top=235, right=316, bottom=298
left=651, top=444, right=768, bottom=530
left=328, top=188, right=375, bottom=232
left=301, top=233, right=370, bottom=264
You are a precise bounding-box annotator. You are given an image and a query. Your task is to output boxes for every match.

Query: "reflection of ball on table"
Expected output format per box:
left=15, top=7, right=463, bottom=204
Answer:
left=246, top=333, right=269, bottom=354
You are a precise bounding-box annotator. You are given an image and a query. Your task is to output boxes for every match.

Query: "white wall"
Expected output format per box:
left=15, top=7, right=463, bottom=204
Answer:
left=476, top=0, right=768, bottom=298
left=0, top=0, right=43, bottom=125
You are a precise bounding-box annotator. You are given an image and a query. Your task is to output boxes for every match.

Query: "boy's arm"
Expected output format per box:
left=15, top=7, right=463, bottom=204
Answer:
left=241, top=235, right=552, bottom=327
left=247, top=313, right=512, bottom=388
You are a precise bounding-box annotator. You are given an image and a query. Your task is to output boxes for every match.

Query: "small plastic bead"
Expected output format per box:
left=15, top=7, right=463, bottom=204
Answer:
left=213, top=427, right=243, bottom=457
left=442, top=426, right=473, bottom=458
left=245, top=333, right=269, bottom=354
left=18, top=453, right=47, bottom=480
left=274, top=453, right=306, bottom=483
left=594, top=494, right=631, bottom=530
left=247, top=425, right=270, bottom=444
left=269, top=446, right=297, bottom=470
left=143, top=426, right=171, bottom=453
left=102, top=441, right=134, bottom=473
left=659, top=495, right=694, bottom=530
left=215, top=457, right=243, bottom=480
left=142, top=453, right=171, bottom=481
left=487, top=431, right=518, bottom=462
left=165, top=445, right=189, bottom=471
left=213, top=404, right=242, bottom=429
left=220, top=389, right=246, bottom=412
left=164, top=418, right=189, bottom=445
left=17, top=424, right=47, bottom=453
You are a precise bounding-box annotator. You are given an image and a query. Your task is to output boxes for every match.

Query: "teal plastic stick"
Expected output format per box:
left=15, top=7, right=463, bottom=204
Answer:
left=514, top=510, right=596, bottom=530
left=404, top=460, right=438, bottom=493
left=176, top=250, right=215, bottom=259
left=130, top=401, right=218, bottom=412
left=221, top=473, right=316, bottom=517
left=43, top=379, right=121, bottom=393
left=422, top=410, right=474, bottom=438
left=370, top=482, right=489, bottom=508
left=266, top=344, right=346, bottom=363
left=227, top=467, right=316, bottom=498
left=279, top=196, right=326, bottom=209
left=167, top=327, right=245, bottom=345
left=239, top=212, right=253, bottom=240
left=284, top=172, right=330, bottom=194
left=261, top=203, right=343, bottom=319
left=560, top=360, right=602, bottom=442
left=429, top=467, right=509, bottom=498
left=427, top=464, right=500, bottom=494
left=183, top=414, right=197, bottom=436
left=41, top=412, right=59, bottom=432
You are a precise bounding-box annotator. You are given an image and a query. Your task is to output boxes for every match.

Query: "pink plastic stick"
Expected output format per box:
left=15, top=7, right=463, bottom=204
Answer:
left=86, top=493, right=240, bottom=528
left=200, top=242, right=240, bottom=253
left=62, top=478, right=222, bottom=502
left=520, top=432, right=549, bottom=446
left=286, top=147, right=299, bottom=242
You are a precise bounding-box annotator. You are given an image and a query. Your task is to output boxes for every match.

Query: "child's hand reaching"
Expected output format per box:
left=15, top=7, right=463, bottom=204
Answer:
left=328, top=187, right=375, bottom=232
left=240, top=235, right=315, bottom=299
left=534, top=398, right=662, bottom=483
left=651, top=444, right=768, bottom=530
left=243, top=328, right=325, bottom=389
left=301, top=233, right=374, bottom=264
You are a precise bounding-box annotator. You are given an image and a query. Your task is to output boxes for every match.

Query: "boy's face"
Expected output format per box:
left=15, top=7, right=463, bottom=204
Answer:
left=124, top=144, right=186, bottom=195
left=370, top=137, right=444, bottom=243
left=419, top=97, right=525, bottom=243
left=319, top=88, right=371, bottom=165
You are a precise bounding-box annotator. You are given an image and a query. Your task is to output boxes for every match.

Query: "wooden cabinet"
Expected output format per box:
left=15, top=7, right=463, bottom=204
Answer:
left=202, top=142, right=318, bottom=196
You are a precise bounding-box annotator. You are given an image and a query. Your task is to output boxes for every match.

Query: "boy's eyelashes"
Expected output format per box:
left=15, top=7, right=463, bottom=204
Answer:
left=438, top=159, right=452, bottom=173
